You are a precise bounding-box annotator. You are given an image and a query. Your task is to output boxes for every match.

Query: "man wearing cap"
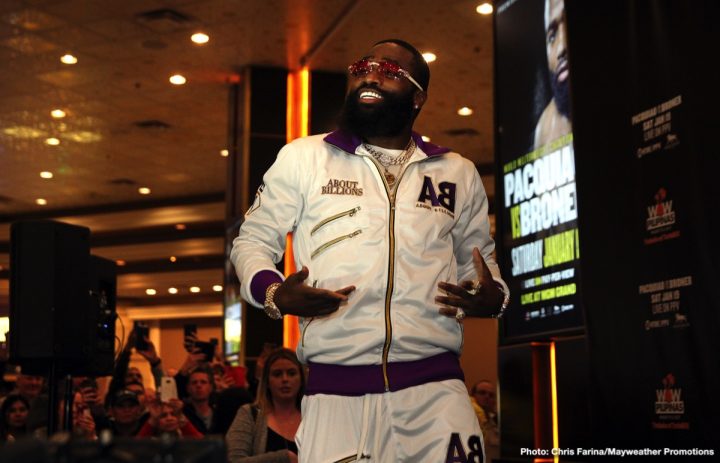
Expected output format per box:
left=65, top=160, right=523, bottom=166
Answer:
left=103, top=389, right=146, bottom=437
left=232, top=38, right=508, bottom=462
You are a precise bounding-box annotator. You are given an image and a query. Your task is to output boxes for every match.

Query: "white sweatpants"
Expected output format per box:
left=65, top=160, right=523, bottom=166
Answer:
left=296, top=379, right=484, bottom=463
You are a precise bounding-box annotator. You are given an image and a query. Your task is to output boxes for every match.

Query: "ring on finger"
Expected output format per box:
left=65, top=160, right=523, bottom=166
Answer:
left=467, top=280, right=482, bottom=296
left=455, top=308, right=466, bottom=321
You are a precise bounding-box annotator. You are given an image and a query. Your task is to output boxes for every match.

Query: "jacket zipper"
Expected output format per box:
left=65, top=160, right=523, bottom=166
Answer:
left=310, top=229, right=362, bottom=259
left=310, top=206, right=361, bottom=235
left=367, top=153, right=419, bottom=392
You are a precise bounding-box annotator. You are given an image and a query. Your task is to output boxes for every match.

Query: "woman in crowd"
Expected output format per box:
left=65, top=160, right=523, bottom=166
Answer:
left=0, top=394, right=30, bottom=442
left=226, top=348, right=304, bottom=463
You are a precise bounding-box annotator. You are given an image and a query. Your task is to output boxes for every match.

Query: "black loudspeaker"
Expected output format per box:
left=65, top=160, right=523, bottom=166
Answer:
left=9, top=220, right=116, bottom=375
left=67, top=255, right=116, bottom=376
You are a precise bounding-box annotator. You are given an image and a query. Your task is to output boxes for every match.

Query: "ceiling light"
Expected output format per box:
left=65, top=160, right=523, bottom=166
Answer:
left=175, top=224, right=186, bottom=230
left=64, top=131, right=102, bottom=143
left=169, top=74, right=187, bottom=85
left=116, top=260, right=126, bottom=266
left=60, top=54, right=78, bottom=64
left=45, top=137, right=60, bottom=145
left=138, top=187, right=151, bottom=195
left=476, top=3, right=493, bottom=15
left=168, top=287, right=178, bottom=294
left=422, top=52, right=437, bottom=63
left=36, top=198, right=47, bottom=206
left=3, top=126, right=46, bottom=138
left=457, top=107, right=474, bottom=116
left=220, top=149, right=229, bottom=157
left=146, top=288, right=157, bottom=296
left=191, top=32, right=209, bottom=44
left=421, top=136, right=431, bottom=142
left=212, top=285, right=223, bottom=292
left=51, top=109, right=66, bottom=119
left=40, top=171, right=54, bottom=179
left=169, top=256, right=177, bottom=262
left=189, top=286, right=201, bottom=293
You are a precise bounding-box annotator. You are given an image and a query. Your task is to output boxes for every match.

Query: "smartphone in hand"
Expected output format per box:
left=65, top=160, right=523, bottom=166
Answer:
left=160, top=376, right=178, bottom=402
left=183, top=324, right=197, bottom=352
left=194, top=340, right=215, bottom=362
left=134, top=321, right=149, bottom=351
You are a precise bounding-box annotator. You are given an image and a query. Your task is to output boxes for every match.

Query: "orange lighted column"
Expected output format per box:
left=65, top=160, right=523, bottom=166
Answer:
left=283, top=68, right=309, bottom=350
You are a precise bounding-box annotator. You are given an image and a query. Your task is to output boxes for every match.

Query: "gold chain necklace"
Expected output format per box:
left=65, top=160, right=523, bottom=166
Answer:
left=364, top=139, right=416, bottom=188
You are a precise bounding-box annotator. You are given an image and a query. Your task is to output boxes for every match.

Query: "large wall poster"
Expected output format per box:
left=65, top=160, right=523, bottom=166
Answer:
left=495, top=0, right=584, bottom=342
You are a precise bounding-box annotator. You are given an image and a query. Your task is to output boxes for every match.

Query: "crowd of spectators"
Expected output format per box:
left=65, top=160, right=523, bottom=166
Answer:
left=0, top=328, right=258, bottom=446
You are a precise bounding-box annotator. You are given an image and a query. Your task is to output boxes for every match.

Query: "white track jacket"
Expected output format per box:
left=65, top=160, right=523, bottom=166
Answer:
left=231, top=130, right=506, bottom=375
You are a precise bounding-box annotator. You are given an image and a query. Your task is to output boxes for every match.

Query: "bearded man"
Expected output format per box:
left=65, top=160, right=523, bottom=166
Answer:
left=534, top=0, right=572, bottom=150
left=231, top=39, right=509, bottom=462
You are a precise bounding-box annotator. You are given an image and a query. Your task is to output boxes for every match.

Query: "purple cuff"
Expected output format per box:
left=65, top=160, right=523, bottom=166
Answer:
left=306, top=351, right=464, bottom=396
left=250, top=270, right=284, bottom=304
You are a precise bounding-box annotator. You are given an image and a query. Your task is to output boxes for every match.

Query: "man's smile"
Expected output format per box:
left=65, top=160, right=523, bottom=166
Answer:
left=356, top=86, right=386, bottom=104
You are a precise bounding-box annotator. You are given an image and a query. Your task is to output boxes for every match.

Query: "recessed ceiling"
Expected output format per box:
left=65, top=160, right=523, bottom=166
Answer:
left=0, top=0, right=497, bottom=316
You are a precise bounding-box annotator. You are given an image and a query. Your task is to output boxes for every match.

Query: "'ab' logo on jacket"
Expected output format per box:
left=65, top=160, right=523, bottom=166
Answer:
left=417, top=176, right=456, bottom=216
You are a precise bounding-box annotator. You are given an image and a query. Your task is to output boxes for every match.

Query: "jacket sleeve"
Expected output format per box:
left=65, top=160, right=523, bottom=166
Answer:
left=104, top=346, right=132, bottom=409
left=230, top=143, right=305, bottom=308
left=180, top=420, right=204, bottom=439
left=226, top=405, right=291, bottom=463
left=452, top=163, right=509, bottom=294
left=136, top=421, right=155, bottom=438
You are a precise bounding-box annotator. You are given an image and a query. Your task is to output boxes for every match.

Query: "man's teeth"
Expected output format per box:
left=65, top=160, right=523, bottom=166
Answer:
left=360, top=90, right=382, bottom=99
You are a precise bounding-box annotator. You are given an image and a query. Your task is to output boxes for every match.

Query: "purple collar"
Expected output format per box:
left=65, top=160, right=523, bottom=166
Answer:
left=324, top=129, right=451, bottom=157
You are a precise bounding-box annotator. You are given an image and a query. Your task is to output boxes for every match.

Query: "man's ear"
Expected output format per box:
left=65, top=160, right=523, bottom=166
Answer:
left=413, top=90, right=427, bottom=111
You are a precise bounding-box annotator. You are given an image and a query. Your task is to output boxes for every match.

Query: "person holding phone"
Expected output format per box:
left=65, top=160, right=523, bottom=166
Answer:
left=136, top=397, right=202, bottom=439
left=71, top=390, right=97, bottom=440
left=77, top=377, right=112, bottom=431
left=104, top=326, right=162, bottom=415
left=131, top=324, right=164, bottom=390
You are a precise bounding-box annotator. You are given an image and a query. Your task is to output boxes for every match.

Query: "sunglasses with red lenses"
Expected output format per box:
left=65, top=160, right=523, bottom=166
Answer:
left=348, top=59, right=424, bottom=92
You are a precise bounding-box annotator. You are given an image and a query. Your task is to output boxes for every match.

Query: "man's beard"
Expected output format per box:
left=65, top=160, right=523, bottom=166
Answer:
left=551, top=71, right=571, bottom=118
left=338, top=85, right=415, bottom=139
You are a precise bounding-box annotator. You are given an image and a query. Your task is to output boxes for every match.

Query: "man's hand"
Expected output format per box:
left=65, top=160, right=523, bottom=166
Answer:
left=436, top=247, right=504, bottom=319
left=179, top=349, right=207, bottom=376
left=80, top=386, right=99, bottom=406
left=274, top=266, right=355, bottom=317
left=137, top=337, right=161, bottom=365
left=183, top=333, right=197, bottom=353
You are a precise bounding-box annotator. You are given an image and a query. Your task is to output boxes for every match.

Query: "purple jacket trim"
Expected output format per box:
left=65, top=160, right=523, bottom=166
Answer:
left=323, top=130, right=451, bottom=157
left=250, top=270, right=283, bottom=304
left=305, top=351, right=464, bottom=396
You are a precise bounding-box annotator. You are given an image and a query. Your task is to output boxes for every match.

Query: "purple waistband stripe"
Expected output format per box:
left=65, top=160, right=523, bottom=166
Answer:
left=305, top=351, right=464, bottom=396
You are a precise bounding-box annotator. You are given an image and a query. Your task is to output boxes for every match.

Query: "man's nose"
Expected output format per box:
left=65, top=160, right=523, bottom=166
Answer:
left=363, top=66, right=384, bottom=84
left=556, top=24, right=567, bottom=53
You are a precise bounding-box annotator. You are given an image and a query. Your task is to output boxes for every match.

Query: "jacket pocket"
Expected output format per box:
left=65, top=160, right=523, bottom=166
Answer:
left=311, top=229, right=362, bottom=260
left=311, top=206, right=362, bottom=236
